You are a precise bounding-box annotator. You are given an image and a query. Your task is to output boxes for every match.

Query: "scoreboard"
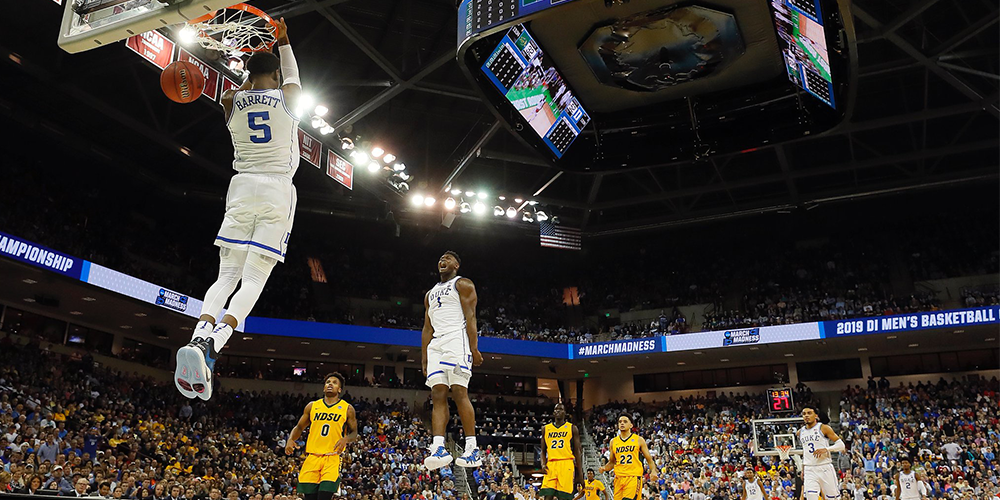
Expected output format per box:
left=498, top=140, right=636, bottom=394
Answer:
left=458, top=0, right=584, bottom=46
left=767, top=387, right=795, bottom=413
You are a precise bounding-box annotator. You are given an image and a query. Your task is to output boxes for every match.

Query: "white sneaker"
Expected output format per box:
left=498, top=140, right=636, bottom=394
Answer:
left=455, top=447, right=482, bottom=468
left=174, top=337, right=219, bottom=400
left=424, top=445, right=453, bottom=470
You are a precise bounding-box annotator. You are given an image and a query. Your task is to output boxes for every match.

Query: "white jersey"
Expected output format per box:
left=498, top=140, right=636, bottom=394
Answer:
left=427, top=276, right=466, bottom=338
left=897, top=471, right=919, bottom=499
left=227, top=89, right=300, bottom=177
left=798, top=423, right=832, bottom=466
left=744, top=478, right=764, bottom=500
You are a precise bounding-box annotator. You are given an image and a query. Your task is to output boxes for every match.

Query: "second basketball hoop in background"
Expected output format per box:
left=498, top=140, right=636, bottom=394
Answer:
left=161, top=61, right=206, bottom=104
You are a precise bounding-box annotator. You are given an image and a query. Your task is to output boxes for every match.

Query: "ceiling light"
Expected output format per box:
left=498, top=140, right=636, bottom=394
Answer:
left=314, top=105, right=328, bottom=116
left=82, top=297, right=96, bottom=302
left=399, top=172, right=410, bottom=181
left=340, top=137, right=354, bottom=150
left=498, top=196, right=506, bottom=201
left=242, top=336, right=252, bottom=341
left=371, top=147, right=384, bottom=158
left=401, top=349, right=409, bottom=353
left=908, top=343, right=919, bottom=347
left=23, top=298, right=35, bottom=303
left=70, top=311, right=82, bottom=315
left=465, top=191, right=475, bottom=197
left=444, top=197, right=456, bottom=210
left=383, top=154, right=396, bottom=163
left=299, top=94, right=315, bottom=112
left=450, top=189, right=462, bottom=195
left=367, top=162, right=380, bottom=173
left=986, top=338, right=997, bottom=342
left=477, top=192, right=487, bottom=200
left=857, top=347, right=868, bottom=351
left=954, top=329, right=965, bottom=334
left=178, top=25, right=197, bottom=45
left=180, top=326, right=192, bottom=331
left=589, top=360, right=599, bottom=364
left=120, top=325, right=132, bottom=330
left=356, top=345, right=366, bottom=348
left=535, top=211, right=549, bottom=222
left=412, top=194, right=424, bottom=206
left=748, top=347, right=759, bottom=351
left=514, top=198, right=523, bottom=203
left=577, top=369, right=586, bottom=373
left=459, top=202, right=472, bottom=214
left=522, top=211, right=534, bottom=222
left=493, top=206, right=504, bottom=217
left=473, top=201, right=486, bottom=214
left=393, top=163, right=405, bottom=172
left=351, top=152, right=369, bottom=165
left=134, top=312, right=147, bottom=317
left=886, top=335, right=897, bottom=339
left=320, top=125, right=334, bottom=135
left=784, top=353, right=794, bottom=357
left=300, top=341, right=310, bottom=345
left=503, top=366, right=511, bottom=370
left=506, top=207, right=517, bottom=218
left=22, top=279, right=37, bottom=284
left=720, top=358, right=730, bottom=362
left=310, top=117, right=324, bottom=129
left=528, top=200, right=538, bottom=205
left=373, top=356, right=382, bottom=360
left=424, top=196, right=436, bottom=207
left=542, top=360, right=551, bottom=364
left=157, top=335, right=169, bottom=340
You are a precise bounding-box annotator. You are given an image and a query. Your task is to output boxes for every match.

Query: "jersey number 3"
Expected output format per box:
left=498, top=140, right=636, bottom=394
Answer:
left=248, top=111, right=272, bottom=143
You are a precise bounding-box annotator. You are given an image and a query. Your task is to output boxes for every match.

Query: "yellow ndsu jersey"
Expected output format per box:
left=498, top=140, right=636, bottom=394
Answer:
left=544, top=422, right=574, bottom=460
left=305, top=399, right=348, bottom=454
left=612, top=433, right=643, bottom=477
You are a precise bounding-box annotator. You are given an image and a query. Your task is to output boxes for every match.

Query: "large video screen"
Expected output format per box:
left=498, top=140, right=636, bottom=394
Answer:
left=481, top=24, right=591, bottom=158
left=769, top=0, right=835, bottom=108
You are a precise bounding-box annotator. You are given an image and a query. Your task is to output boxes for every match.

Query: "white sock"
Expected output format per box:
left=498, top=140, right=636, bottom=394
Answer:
left=191, top=321, right=213, bottom=342
left=465, top=436, right=477, bottom=450
left=208, top=323, right=234, bottom=350
left=432, top=436, right=445, bottom=449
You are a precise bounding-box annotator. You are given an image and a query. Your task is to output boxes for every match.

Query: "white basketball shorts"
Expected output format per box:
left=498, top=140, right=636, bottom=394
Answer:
left=803, top=464, right=840, bottom=500
left=215, top=173, right=297, bottom=263
left=425, top=332, right=472, bottom=389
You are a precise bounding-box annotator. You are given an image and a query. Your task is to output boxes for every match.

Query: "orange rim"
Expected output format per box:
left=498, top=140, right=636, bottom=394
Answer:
left=189, top=3, right=281, bottom=52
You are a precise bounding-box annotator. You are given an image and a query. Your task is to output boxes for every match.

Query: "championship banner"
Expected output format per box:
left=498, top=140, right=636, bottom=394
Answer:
left=220, top=76, right=240, bottom=95
left=327, top=150, right=354, bottom=190
left=0, top=230, right=84, bottom=279
left=298, top=129, right=322, bottom=168
left=571, top=337, right=661, bottom=359
left=125, top=31, right=175, bottom=70
left=821, top=306, right=999, bottom=338
left=177, top=49, right=220, bottom=101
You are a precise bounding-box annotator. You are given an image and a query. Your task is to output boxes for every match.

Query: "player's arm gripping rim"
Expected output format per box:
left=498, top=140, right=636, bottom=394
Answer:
left=421, top=292, right=433, bottom=376
left=572, top=423, right=584, bottom=491
left=285, top=401, right=313, bottom=455
left=812, top=424, right=845, bottom=460
left=456, top=278, right=484, bottom=367
left=638, top=435, right=659, bottom=483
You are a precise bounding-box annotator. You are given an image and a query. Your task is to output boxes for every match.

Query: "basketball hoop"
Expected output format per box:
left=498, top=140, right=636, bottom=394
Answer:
left=776, top=445, right=792, bottom=461
left=184, top=3, right=279, bottom=55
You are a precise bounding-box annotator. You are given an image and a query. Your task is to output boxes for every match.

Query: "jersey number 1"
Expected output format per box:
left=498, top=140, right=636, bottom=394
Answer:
left=248, top=111, right=272, bottom=143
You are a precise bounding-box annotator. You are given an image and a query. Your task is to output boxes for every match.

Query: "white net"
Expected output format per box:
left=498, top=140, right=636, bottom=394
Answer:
left=187, top=5, right=277, bottom=55
left=776, top=445, right=792, bottom=461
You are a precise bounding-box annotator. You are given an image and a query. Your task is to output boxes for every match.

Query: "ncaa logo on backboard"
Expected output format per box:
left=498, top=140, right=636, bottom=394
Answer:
left=723, top=328, right=760, bottom=347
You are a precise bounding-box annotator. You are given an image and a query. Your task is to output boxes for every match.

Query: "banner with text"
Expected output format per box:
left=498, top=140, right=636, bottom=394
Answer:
left=125, top=31, right=175, bottom=70
left=178, top=49, right=220, bottom=101
left=0, top=230, right=84, bottom=280
left=665, top=322, right=822, bottom=352
left=327, top=150, right=354, bottom=190
left=298, top=130, right=322, bottom=168
left=571, top=337, right=662, bottom=359
left=821, top=307, right=999, bottom=338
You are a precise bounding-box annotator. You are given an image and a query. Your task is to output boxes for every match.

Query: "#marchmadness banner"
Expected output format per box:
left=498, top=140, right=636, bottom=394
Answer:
left=571, top=337, right=662, bottom=359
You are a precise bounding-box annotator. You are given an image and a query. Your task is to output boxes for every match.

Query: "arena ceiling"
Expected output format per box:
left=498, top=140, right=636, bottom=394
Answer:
left=2, top=0, right=998, bottom=238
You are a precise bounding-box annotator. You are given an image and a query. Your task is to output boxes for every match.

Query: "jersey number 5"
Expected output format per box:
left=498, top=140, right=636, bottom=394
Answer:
left=248, top=111, right=272, bottom=143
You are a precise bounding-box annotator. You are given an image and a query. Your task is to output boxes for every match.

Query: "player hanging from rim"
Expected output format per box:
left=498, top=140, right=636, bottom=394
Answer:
left=740, top=469, right=764, bottom=500
left=894, top=458, right=926, bottom=500
left=597, top=414, right=658, bottom=500
left=572, top=469, right=607, bottom=500
left=540, top=403, right=583, bottom=500
left=422, top=251, right=484, bottom=470
left=794, top=406, right=846, bottom=500
left=285, top=372, right=358, bottom=500
left=174, top=18, right=302, bottom=400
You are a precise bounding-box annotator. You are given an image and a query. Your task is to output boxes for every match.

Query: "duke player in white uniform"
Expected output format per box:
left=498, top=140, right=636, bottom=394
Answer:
left=740, top=470, right=764, bottom=500
left=796, top=407, right=846, bottom=500
left=174, top=18, right=302, bottom=400
left=421, top=251, right=484, bottom=470
left=894, top=459, right=926, bottom=500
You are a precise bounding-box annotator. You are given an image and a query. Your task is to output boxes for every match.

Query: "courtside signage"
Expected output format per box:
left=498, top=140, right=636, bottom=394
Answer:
left=821, top=307, right=999, bottom=338
left=0, top=230, right=83, bottom=279
left=571, top=337, right=661, bottom=359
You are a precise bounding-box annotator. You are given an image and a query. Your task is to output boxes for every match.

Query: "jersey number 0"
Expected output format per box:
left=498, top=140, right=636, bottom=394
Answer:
left=248, top=112, right=272, bottom=143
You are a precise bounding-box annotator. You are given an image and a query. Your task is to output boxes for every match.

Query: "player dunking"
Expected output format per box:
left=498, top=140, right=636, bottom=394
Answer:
left=540, top=403, right=583, bottom=500
left=174, top=19, right=302, bottom=399
left=740, top=469, right=764, bottom=500
left=895, top=458, right=926, bottom=500
left=597, top=415, right=658, bottom=500
left=422, top=251, right=484, bottom=469
left=796, top=407, right=845, bottom=500
left=285, top=372, right=358, bottom=500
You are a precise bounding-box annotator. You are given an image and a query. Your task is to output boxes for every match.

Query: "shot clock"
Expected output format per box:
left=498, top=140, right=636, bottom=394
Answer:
left=767, top=387, right=795, bottom=414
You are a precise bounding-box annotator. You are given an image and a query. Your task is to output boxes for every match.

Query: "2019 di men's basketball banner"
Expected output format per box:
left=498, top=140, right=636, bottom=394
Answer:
left=821, top=307, right=999, bottom=338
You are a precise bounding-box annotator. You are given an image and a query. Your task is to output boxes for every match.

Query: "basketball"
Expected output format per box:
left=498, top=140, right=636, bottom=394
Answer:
left=160, top=60, right=205, bottom=103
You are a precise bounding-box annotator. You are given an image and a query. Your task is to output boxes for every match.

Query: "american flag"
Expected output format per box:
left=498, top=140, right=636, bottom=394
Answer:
left=539, top=220, right=582, bottom=250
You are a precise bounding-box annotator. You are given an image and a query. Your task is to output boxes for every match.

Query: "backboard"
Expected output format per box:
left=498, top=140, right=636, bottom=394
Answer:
left=751, top=417, right=802, bottom=456
left=58, top=0, right=236, bottom=54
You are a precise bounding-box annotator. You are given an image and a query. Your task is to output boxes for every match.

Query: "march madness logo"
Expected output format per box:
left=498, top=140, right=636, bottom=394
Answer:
left=156, top=288, right=189, bottom=313
left=723, top=328, right=760, bottom=347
